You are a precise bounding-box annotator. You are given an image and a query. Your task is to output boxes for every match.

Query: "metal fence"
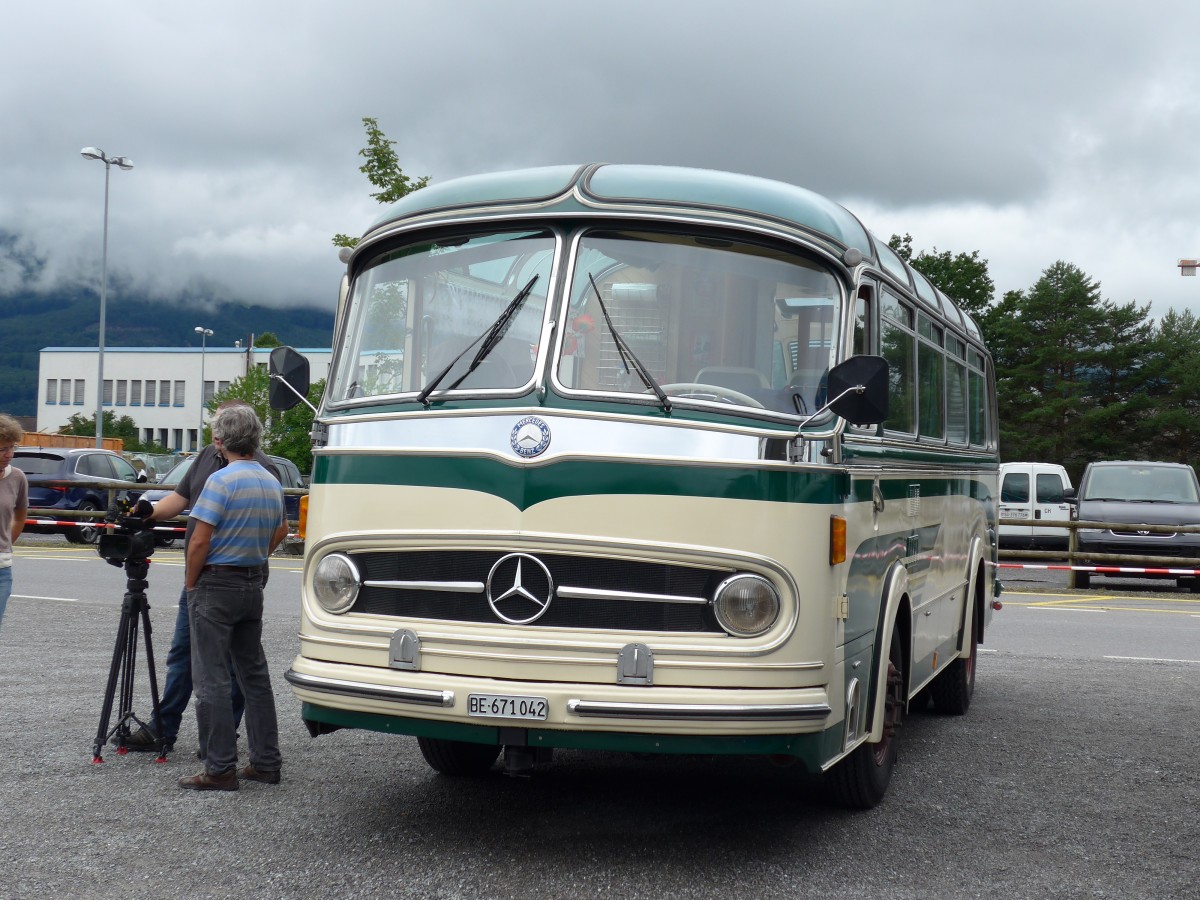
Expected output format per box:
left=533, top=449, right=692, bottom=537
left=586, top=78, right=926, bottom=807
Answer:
left=1000, top=517, right=1200, bottom=589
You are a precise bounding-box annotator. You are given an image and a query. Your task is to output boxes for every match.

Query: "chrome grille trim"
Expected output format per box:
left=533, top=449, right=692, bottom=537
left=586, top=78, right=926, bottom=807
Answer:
left=556, top=585, right=710, bottom=605
left=364, top=580, right=486, bottom=593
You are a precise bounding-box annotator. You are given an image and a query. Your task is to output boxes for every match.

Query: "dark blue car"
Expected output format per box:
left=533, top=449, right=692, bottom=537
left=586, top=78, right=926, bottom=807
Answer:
left=13, top=447, right=146, bottom=544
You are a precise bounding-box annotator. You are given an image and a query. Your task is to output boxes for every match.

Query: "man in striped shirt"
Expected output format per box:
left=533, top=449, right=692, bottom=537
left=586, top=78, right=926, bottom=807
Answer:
left=179, top=405, right=287, bottom=792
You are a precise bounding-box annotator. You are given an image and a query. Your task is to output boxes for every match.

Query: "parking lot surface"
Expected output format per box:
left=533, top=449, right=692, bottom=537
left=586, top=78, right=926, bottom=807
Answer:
left=0, top=538, right=1197, bottom=898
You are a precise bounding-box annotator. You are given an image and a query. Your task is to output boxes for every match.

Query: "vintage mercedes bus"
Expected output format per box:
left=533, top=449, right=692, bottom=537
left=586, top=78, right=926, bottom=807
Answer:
left=270, top=164, right=999, bottom=808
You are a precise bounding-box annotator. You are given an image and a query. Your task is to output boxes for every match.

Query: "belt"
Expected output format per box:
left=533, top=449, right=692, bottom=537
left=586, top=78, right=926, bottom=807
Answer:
left=201, top=564, right=262, bottom=575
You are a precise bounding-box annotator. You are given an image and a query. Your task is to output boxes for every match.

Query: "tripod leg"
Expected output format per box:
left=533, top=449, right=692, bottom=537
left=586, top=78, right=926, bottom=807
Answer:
left=138, top=598, right=169, bottom=762
left=92, top=601, right=134, bottom=763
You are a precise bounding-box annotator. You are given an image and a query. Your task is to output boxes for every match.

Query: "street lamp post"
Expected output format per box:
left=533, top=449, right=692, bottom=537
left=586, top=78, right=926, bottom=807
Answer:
left=195, top=326, right=213, bottom=447
left=81, top=148, right=133, bottom=449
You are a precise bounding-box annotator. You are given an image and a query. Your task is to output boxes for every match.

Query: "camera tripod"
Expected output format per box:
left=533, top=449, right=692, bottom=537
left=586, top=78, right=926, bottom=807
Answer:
left=91, top=556, right=169, bottom=763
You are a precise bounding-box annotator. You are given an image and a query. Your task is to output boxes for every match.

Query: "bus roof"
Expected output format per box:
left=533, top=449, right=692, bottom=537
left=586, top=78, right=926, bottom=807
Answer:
left=368, top=164, right=872, bottom=255
left=364, top=164, right=980, bottom=338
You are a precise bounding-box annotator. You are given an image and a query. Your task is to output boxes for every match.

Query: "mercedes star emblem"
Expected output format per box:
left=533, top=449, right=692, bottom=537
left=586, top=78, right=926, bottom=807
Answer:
left=486, top=553, right=554, bottom=624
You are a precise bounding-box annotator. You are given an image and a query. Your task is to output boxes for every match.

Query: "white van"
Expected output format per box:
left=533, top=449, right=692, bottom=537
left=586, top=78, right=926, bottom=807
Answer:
left=998, top=462, right=1074, bottom=550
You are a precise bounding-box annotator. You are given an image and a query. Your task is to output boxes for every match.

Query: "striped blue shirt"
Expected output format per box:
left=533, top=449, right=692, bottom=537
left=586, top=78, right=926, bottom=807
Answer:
left=190, top=460, right=286, bottom=567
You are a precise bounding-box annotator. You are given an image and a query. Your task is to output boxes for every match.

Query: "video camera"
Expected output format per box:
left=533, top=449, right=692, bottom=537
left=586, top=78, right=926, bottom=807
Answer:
left=97, top=497, right=157, bottom=564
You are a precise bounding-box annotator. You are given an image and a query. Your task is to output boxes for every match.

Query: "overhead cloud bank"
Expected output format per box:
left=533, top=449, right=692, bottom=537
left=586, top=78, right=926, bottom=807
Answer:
left=3, top=1, right=1200, bottom=317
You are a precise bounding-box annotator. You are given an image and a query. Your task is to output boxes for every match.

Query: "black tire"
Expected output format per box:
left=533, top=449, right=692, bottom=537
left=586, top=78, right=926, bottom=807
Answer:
left=416, top=737, right=501, bottom=776
left=1075, top=570, right=1091, bottom=589
left=71, top=500, right=102, bottom=545
left=154, top=534, right=177, bottom=548
left=825, top=628, right=904, bottom=809
left=931, top=620, right=977, bottom=715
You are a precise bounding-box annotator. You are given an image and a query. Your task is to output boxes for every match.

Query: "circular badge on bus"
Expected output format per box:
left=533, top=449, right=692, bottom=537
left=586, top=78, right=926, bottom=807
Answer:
left=510, top=416, right=551, bottom=458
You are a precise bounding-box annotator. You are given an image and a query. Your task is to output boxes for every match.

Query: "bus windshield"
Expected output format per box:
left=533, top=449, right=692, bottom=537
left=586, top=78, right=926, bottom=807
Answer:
left=557, top=230, right=842, bottom=417
left=329, top=230, right=555, bottom=403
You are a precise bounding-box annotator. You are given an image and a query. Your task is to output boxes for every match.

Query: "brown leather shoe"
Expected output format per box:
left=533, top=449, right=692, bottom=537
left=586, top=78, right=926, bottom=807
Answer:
left=178, top=770, right=239, bottom=792
left=238, top=765, right=281, bottom=785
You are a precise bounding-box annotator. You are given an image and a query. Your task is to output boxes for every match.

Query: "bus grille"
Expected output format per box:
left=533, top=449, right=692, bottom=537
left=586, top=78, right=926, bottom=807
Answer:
left=348, top=550, right=728, bottom=633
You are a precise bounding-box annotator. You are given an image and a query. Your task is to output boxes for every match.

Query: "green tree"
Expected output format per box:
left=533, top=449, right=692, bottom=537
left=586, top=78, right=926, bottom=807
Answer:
left=1137, top=309, right=1200, bottom=464
left=254, top=332, right=282, bottom=349
left=332, top=116, right=430, bottom=248
left=267, top=379, right=324, bottom=474
left=889, top=234, right=995, bottom=319
left=208, top=368, right=322, bottom=473
left=981, top=261, right=1153, bottom=477
left=60, top=410, right=167, bottom=452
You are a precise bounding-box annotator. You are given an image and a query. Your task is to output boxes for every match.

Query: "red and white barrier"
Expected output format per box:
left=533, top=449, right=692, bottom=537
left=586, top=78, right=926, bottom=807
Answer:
left=994, top=562, right=1200, bottom=576
left=24, top=518, right=185, bottom=533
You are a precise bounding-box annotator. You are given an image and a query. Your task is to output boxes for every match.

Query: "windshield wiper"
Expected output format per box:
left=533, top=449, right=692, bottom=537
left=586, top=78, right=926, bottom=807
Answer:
left=588, top=273, right=671, bottom=413
left=416, top=274, right=539, bottom=406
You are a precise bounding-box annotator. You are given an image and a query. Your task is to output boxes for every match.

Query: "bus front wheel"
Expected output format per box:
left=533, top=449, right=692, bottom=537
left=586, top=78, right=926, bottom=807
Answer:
left=825, top=629, right=904, bottom=809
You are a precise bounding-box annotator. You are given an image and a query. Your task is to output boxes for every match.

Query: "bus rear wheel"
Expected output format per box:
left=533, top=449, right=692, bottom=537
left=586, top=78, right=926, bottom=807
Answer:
left=931, top=624, right=976, bottom=715
left=825, top=629, right=904, bottom=809
left=416, top=737, right=501, bottom=776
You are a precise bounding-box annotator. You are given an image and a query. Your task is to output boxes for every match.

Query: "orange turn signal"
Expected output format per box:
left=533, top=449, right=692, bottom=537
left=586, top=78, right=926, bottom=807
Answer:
left=298, top=494, right=309, bottom=540
left=830, top=515, right=847, bottom=565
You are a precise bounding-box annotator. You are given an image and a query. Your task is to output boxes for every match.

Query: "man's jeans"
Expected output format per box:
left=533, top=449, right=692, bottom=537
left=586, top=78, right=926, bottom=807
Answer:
left=152, top=587, right=245, bottom=745
left=188, top=567, right=281, bottom=776
left=0, top=565, right=11, bottom=632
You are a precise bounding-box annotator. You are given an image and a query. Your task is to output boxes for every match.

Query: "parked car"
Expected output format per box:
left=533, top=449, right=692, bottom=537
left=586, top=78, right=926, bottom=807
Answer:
left=12, top=447, right=146, bottom=544
left=1072, top=460, right=1200, bottom=590
left=139, top=454, right=304, bottom=547
left=998, top=462, right=1074, bottom=551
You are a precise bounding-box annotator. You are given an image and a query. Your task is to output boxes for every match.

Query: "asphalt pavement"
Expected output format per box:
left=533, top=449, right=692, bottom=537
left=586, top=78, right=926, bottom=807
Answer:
left=0, top=536, right=1197, bottom=899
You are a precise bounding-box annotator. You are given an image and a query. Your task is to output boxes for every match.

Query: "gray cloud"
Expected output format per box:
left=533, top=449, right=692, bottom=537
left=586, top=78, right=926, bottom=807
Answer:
left=3, top=0, right=1200, bottom=319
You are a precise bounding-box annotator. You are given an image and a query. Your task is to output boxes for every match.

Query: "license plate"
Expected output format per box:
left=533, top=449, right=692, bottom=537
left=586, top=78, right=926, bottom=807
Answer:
left=467, top=693, right=548, bottom=720
left=999, top=509, right=1022, bottom=519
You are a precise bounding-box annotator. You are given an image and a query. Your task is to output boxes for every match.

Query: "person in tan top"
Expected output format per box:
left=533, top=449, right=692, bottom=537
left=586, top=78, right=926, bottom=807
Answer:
left=0, top=414, right=29, bottom=634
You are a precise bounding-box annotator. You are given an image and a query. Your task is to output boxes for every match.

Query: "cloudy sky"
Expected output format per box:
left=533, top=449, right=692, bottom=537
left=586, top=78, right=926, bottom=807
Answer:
left=5, top=1, right=1200, bottom=328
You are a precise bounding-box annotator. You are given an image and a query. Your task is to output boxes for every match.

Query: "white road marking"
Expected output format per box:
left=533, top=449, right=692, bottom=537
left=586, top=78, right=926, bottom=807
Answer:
left=13, top=594, right=78, bottom=603
left=1105, top=655, right=1200, bottom=665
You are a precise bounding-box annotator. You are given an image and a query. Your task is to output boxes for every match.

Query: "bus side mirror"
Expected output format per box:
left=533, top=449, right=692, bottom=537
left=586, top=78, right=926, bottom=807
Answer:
left=826, top=355, right=888, bottom=426
left=269, top=346, right=311, bottom=411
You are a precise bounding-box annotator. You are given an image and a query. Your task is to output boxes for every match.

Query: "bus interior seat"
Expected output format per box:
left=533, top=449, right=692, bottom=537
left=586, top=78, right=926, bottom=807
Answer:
left=695, top=366, right=770, bottom=393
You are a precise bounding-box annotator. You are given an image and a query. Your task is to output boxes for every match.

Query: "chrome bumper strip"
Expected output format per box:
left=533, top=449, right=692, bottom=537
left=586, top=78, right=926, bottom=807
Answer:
left=285, top=668, right=454, bottom=708
left=566, top=699, right=831, bottom=721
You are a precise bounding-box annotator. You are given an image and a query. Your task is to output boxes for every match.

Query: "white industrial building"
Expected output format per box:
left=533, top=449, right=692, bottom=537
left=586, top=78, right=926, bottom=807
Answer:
left=36, top=346, right=332, bottom=452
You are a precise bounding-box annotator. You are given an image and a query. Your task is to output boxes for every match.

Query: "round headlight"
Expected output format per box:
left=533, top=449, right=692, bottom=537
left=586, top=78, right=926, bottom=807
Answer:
left=712, top=573, right=780, bottom=636
left=312, top=553, right=360, bottom=614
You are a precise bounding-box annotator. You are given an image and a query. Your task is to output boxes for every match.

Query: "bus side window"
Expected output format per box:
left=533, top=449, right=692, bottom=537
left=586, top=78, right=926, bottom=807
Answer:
left=853, top=284, right=874, bottom=355
left=880, top=291, right=915, bottom=435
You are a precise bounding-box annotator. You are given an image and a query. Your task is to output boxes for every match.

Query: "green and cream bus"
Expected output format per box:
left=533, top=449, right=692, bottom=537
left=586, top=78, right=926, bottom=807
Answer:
left=270, top=164, right=1000, bottom=808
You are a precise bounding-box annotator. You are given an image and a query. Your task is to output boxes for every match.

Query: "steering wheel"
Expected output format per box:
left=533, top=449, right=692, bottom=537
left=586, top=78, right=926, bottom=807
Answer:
left=653, top=382, right=764, bottom=408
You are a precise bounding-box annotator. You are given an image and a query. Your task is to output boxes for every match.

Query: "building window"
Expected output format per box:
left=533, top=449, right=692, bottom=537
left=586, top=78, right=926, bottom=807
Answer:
left=158, top=428, right=169, bottom=448
left=174, top=381, right=185, bottom=407
left=204, top=380, right=216, bottom=407
left=46, top=379, right=57, bottom=405
left=218, top=380, right=230, bottom=395
left=103, top=379, right=113, bottom=406
left=172, top=428, right=183, bottom=450
left=159, top=380, right=170, bottom=406
left=116, top=380, right=127, bottom=406
left=143, top=428, right=154, bottom=446
left=130, top=380, right=141, bottom=406
left=144, top=380, right=156, bottom=406
left=74, top=379, right=86, bottom=405
left=189, top=429, right=199, bottom=451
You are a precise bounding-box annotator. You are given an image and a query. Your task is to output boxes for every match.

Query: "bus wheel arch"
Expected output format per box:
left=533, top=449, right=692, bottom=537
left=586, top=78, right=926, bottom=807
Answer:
left=824, top=565, right=910, bottom=809
left=931, top=558, right=985, bottom=715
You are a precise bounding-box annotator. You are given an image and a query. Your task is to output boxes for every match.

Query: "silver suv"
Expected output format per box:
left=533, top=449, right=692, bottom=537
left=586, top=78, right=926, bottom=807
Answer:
left=1072, top=460, right=1200, bottom=590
